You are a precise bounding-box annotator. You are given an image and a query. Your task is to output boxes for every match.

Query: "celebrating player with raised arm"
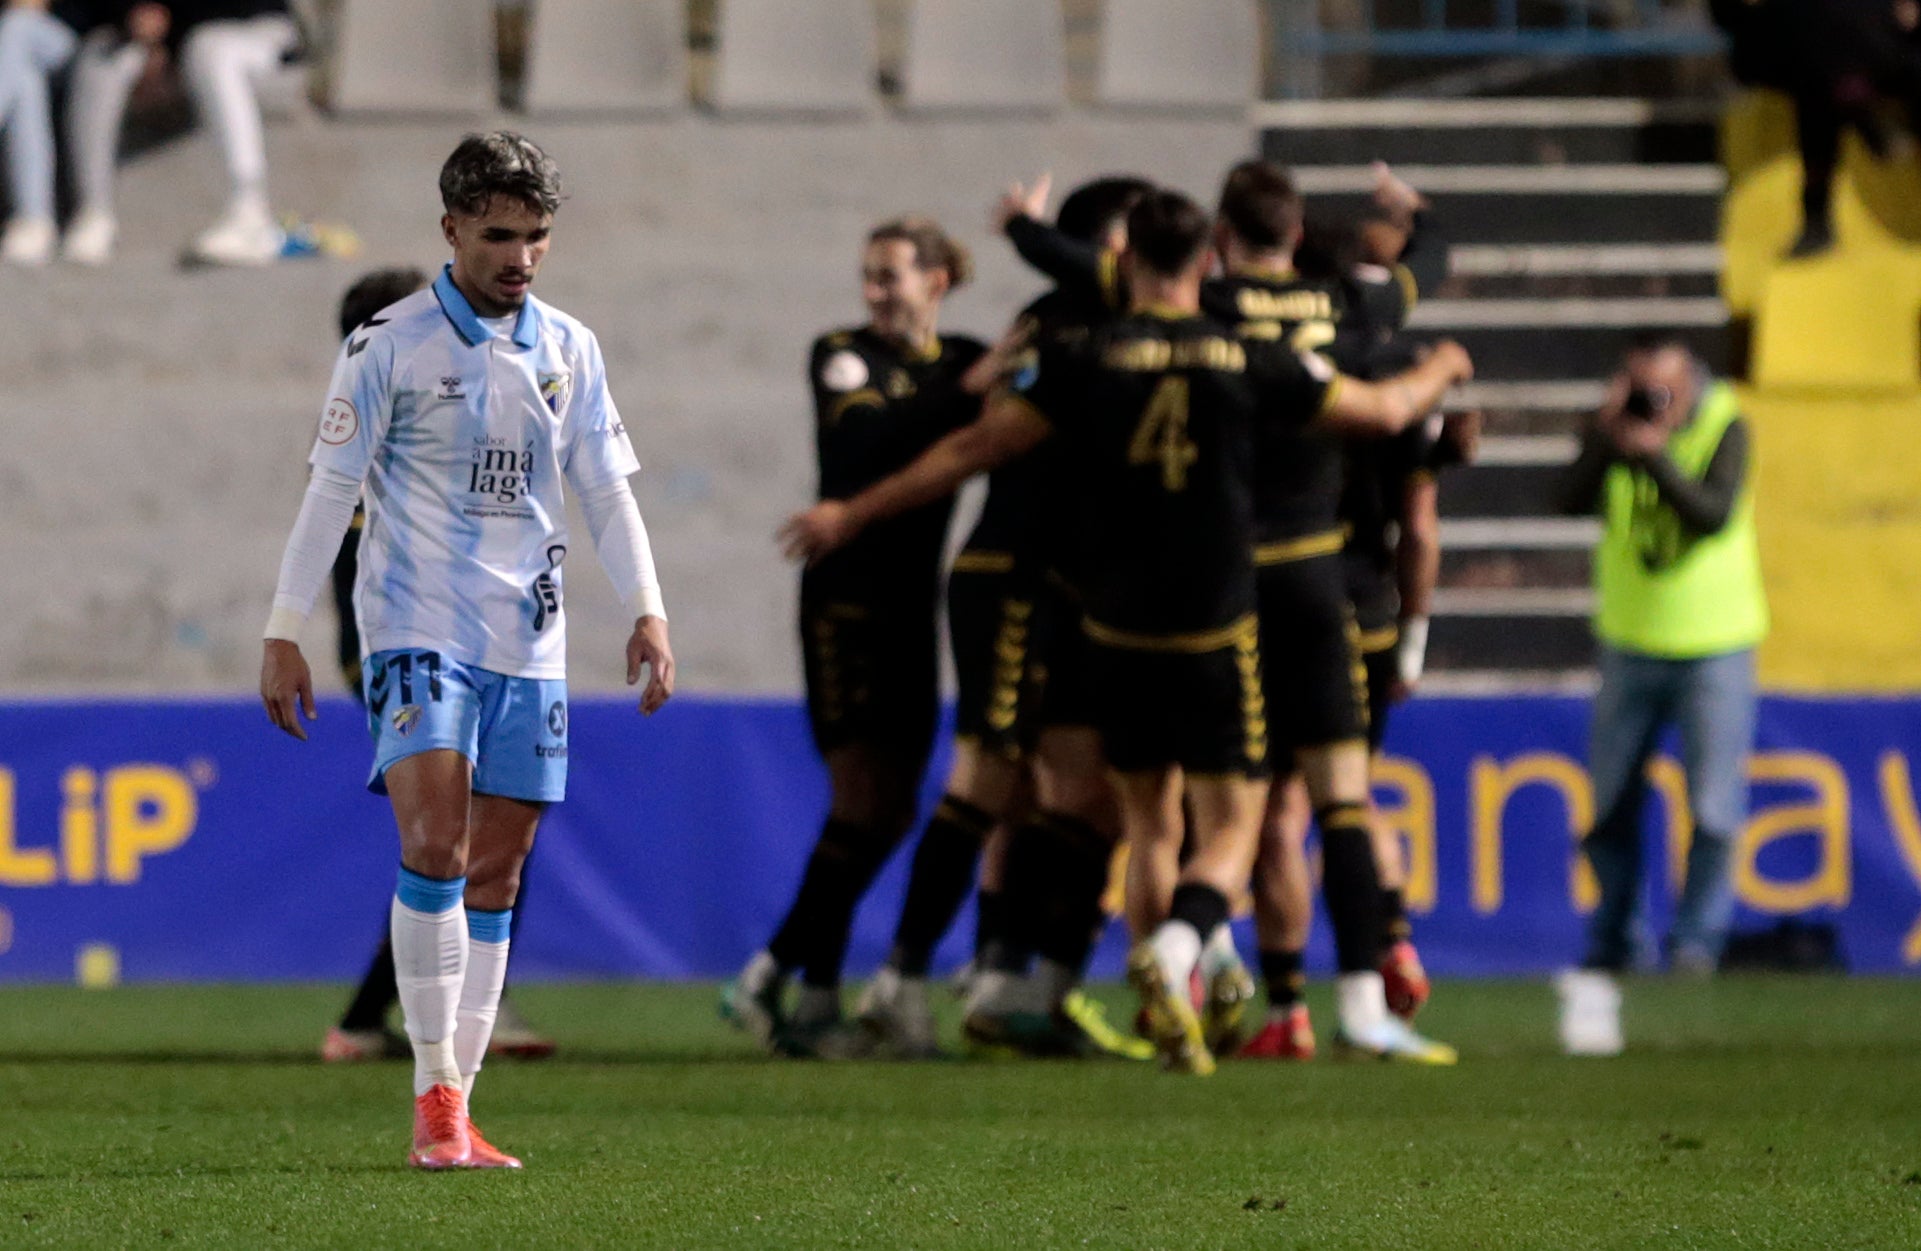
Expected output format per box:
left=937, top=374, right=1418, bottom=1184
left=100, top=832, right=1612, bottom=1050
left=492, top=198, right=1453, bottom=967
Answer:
left=783, top=190, right=1470, bottom=1075
left=259, top=132, right=673, bottom=1170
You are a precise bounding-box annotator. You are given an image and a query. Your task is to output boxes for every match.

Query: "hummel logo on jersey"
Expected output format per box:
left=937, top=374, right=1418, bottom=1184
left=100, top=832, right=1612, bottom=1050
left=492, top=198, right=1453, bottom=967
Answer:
left=438, top=375, right=466, bottom=400
left=344, top=317, right=387, bottom=358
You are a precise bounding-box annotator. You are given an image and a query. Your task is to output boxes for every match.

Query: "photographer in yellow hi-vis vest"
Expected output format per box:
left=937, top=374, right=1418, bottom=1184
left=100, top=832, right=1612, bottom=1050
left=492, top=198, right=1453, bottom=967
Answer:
left=1553, top=336, right=1767, bottom=1056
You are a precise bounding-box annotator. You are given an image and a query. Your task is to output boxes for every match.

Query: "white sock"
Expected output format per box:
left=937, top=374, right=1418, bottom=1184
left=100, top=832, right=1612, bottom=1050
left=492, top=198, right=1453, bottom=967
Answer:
left=742, top=949, right=785, bottom=992
left=1335, top=970, right=1390, bottom=1038
left=1150, top=920, right=1204, bottom=987
left=454, top=909, right=513, bottom=1107
left=391, top=869, right=468, bottom=1097
left=965, top=969, right=1014, bottom=1017
left=1199, top=923, right=1240, bottom=980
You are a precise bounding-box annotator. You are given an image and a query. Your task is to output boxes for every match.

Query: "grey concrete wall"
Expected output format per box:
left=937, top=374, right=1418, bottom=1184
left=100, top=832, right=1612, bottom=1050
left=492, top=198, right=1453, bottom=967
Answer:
left=0, top=113, right=1251, bottom=695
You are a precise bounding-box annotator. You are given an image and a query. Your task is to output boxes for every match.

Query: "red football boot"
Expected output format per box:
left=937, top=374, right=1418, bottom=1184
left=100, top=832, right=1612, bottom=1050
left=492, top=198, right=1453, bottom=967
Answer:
left=1236, top=1005, right=1316, bottom=1061
left=1380, top=940, right=1431, bottom=1021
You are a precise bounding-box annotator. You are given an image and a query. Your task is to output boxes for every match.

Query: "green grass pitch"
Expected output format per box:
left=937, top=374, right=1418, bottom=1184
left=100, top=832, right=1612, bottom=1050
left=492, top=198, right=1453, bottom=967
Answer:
left=2, top=977, right=1918, bottom=1249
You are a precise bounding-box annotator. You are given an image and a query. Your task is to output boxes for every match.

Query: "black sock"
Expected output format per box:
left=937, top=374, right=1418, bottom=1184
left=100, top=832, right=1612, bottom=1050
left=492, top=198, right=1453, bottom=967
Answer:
left=1318, top=805, right=1385, bottom=974
left=1168, top=882, right=1230, bottom=945
left=1031, top=814, right=1115, bottom=976
left=766, top=817, right=900, bottom=988
left=974, top=888, right=1005, bottom=964
left=1259, top=948, right=1305, bottom=1011
left=888, top=796, right=995, bottom=976
left=338, top=930, right=398, bottom=1031
left=984, top=817, right=1055, bottom=974
left=1380, top=887, right=1411, bottom=945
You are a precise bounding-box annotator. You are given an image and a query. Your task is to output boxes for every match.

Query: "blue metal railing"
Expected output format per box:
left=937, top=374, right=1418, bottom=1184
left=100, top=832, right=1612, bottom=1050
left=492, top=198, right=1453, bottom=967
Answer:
left=1281, top=0, right=1725, bottom=60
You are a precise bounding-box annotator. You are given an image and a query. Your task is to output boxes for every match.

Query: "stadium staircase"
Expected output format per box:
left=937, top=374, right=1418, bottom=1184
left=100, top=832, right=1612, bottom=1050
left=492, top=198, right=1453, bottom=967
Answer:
left=1258, top=97, right=1728, bottom=688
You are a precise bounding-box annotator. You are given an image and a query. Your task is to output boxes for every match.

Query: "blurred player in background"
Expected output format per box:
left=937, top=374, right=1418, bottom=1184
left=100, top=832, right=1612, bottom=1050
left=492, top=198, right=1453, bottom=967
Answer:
left=1046, top=159, right=1430, bottom=1064
left=262, top=132, right=674, bottom=1168
left=784, top=188, right=1473, bottom=1074
left=723, top=217, right=985, bottom=1057
left=994, top=165, right=1455, bottom=1059
left=1228, top=184, right=1473, bottom=1063
left=846, top=176, right=1153, bottom=1061
left=318, top=266, right=556, bottom=1066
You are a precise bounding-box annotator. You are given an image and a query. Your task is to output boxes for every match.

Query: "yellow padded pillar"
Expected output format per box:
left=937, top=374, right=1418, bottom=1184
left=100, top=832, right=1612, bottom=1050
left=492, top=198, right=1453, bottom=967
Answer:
left=1752, top=251, right=1921, bottom=390
left=1720, top=88, right=1921, bottom=319
left=1748, top=388, right=1921, bottom=691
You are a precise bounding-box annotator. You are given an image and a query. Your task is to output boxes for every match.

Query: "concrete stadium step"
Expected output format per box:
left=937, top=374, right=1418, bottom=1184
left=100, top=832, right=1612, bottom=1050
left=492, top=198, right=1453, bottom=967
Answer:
left=1418, top=668, right=1598, bottom=695
left=1255, top=98, right=1719, bottom=167
left=1472, top=433, right=1580, bottom=466
left=1441, top=545, right=1593, bottom=591
left=1308, top=185, right=1719, bottom=245
left=1410, top=298, right=1730, bottom=378
left=1439, top=462, right=1570, bottom=518
left=1441, top=242, right=1722, bottom=300
left=1459, top=380, right=1606, bottom=413
left=1461, top=382, right=1599, bottom=437
left=1443, top=271, right=1719, bottom=300
left=1428, top=604, right=1596, bottom=672
left=1255, top=96, right=1719, bottom=679
left=1437, top=517, right=1600, bottom=550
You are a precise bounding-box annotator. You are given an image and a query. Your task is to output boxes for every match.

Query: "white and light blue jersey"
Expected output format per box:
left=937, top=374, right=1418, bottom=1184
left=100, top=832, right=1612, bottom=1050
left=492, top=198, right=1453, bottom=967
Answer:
left=311, top=265, right=639, bottom=679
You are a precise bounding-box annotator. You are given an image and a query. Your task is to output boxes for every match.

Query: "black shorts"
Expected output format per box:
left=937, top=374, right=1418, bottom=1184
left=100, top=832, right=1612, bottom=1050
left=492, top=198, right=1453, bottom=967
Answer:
left=950, top=560, right=1098, bottom=760
left=1035, top=578, right=1096, bottom=734
left=949, top=556, right=1047, bottom=760
left=800, top=591, right=939, bottom=761
left=1255, top=551, right=1369, bottom=759
left=1359, top=628, right=1398, bottom=752
left=1087, top=615, right=1268, bottom=778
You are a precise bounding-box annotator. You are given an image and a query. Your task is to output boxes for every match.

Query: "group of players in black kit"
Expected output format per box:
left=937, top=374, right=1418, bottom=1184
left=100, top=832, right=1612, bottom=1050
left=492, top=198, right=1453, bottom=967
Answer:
left=724, top=155, right=1481, bottom=1075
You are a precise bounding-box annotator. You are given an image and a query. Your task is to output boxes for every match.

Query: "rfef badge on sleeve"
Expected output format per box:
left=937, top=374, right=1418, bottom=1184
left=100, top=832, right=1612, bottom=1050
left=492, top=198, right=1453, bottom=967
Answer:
left=319, top=397, right=359, bottom=445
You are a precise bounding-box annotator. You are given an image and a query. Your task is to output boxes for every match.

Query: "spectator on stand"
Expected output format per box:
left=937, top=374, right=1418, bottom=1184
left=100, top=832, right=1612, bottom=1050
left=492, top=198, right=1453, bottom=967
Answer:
left=0, top=1, right=143, bottom=265
left=1715, top=0, right=1921, bottom=257
left=61, top=0, right=302, bottom=265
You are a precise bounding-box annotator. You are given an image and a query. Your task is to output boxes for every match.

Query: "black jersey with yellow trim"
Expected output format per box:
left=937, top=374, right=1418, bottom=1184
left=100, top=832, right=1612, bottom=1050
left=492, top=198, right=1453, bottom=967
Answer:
left=1337, top=326, right=1442, bottom=622
left=805, top=325, right=989, bottom=598
left=1010, top=309, right=1335, bottom=642
left=1340, top=421, right=1440, bottom=626
left=1201, top=266, right=1359, bottom=547
left=961, top=286, right=1110, bottom=570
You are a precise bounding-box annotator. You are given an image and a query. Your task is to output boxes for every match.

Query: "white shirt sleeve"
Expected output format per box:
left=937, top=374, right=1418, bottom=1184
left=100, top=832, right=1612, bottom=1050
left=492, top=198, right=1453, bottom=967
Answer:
left=309, top=328, right=396, bottom=479
left=560, top=329, right=641, bottom=492
left=265, top=331, right=394, bottom=640
left=577, top=475, right=666, bottom=622
left=263, top=466, right=363, bottom=640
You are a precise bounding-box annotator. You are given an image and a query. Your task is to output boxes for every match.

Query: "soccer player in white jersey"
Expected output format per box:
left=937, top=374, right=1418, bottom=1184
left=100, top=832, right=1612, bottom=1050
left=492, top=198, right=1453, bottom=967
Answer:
left=259, top=132, right=674, bottom=1170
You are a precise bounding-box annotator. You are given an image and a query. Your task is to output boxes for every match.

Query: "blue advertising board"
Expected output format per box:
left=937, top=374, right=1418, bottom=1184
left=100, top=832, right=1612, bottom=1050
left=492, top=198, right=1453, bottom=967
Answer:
left=1, top=694, right=1917, bottom=982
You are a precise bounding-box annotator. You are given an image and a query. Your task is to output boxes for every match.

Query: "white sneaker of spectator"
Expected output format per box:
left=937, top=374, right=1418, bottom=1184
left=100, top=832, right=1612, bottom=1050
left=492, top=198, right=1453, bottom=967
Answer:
left=1555, top=968, right=1624, bottom=1057
left=61, top=209, right=116, bottom=266
left=189, top=198, right=283, bottom=266
left=0, top=217, right=56, bottom=267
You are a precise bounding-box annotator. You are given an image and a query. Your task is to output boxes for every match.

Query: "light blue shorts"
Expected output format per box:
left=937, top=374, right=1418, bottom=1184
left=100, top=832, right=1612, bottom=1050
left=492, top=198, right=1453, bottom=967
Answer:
left=362, top=648, right=568, bottom=803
